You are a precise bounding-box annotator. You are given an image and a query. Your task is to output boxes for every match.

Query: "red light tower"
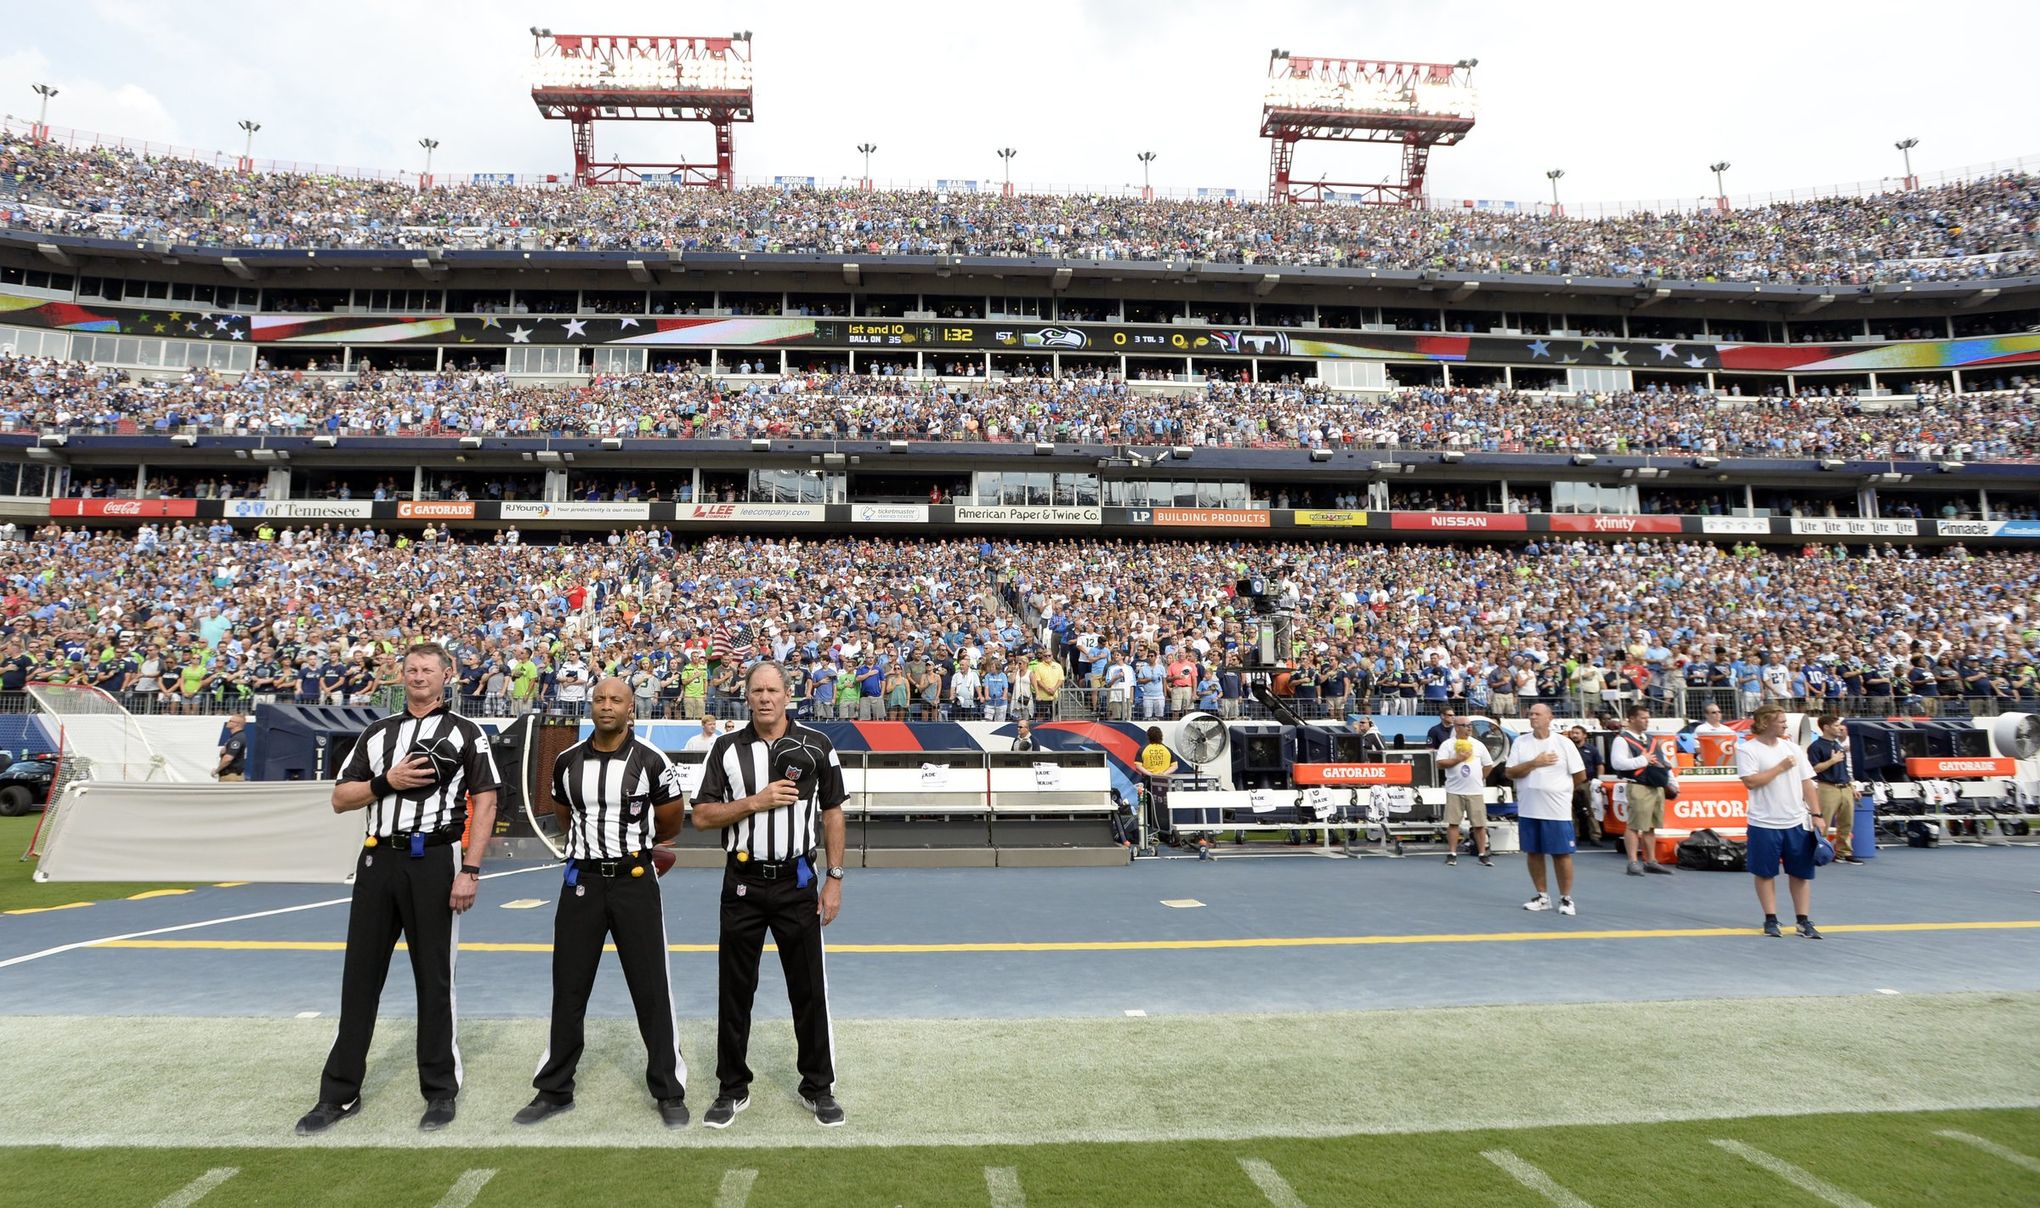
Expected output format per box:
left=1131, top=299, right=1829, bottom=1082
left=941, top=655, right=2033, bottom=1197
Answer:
left=530, top=30, right=754, bottom=188
left=1261, top=51, right=1478, bottom=207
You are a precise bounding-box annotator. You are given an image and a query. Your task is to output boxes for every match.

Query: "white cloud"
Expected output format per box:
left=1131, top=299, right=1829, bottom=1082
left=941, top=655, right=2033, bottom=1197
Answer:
left=0, top=47, right=183, bottom=148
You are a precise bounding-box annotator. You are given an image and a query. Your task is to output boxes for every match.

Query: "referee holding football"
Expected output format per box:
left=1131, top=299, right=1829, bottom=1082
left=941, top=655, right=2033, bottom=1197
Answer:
left=691, top=658, right=849, bottom=1129
left=296, top=643, right=500, bottom=1136
left=515, top=677, right=691, bottom=1128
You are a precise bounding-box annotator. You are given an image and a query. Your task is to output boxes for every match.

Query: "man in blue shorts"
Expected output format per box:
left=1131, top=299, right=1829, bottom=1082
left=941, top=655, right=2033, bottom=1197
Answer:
left=1735, top=704, right=1823, bottom=939
left=1504, top=703, right=1586, bottom=916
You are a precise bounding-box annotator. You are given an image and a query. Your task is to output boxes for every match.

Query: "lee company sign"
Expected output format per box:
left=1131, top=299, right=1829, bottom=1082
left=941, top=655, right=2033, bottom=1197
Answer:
left=1292, top=762, right=1415, bottom=785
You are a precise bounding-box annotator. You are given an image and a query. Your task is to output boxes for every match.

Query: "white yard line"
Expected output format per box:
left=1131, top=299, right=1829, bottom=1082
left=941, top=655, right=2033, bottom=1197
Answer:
left=1711, top=1139, right=1876, bottom=1208
left=1481, top=1150, right=1594, bottom=1208
left=430, top=1169, right=497, bottom=1208
left=984, top=1165, right=1026, bottom=1208
left=1238, top=1157, right=1307, bottom=1208
left=714, top=1168, right=758, bottom=1208
left=151, top=1168, right=238, bottom=1208
left=1933, top=1129, right=2040, bottom=1174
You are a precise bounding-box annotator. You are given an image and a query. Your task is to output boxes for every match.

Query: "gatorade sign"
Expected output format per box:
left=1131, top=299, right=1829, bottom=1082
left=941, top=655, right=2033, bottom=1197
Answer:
left=1905, top=757, right=2015, bottom=778
left=1292, top=763, right=1414, bottom=785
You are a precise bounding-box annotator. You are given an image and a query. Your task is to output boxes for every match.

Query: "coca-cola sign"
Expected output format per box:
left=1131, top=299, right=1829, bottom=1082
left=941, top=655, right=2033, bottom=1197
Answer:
left=49, top=498, right=198, bottom=518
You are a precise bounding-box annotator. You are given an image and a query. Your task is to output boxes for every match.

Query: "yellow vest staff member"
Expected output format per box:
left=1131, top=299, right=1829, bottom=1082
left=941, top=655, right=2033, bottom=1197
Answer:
left=1138, top=725, right=1181, bottom=844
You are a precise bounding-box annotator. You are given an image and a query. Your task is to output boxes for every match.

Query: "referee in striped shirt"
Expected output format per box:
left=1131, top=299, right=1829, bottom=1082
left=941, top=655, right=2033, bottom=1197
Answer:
left=515, top=677, right=690, bottom=1128
left=296, top=643, right=501, bottom=1136
left=692, top=658, right=849, bottom=1128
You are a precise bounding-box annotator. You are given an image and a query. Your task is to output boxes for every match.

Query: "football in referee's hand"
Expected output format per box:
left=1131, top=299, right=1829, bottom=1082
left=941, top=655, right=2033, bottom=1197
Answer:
left=650, top=846, right=676, bottom=878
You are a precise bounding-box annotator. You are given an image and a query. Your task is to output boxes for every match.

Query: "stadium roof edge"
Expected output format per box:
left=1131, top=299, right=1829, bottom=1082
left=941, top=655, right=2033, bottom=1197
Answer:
left=3, top=230, right=2035, bottom=307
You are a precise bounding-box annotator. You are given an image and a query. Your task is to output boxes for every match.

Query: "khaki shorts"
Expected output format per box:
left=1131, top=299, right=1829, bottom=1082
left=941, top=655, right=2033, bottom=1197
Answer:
left=1444, top=792, right=1489, bottom=828
left=1626, top=784, right=1665, bottom=833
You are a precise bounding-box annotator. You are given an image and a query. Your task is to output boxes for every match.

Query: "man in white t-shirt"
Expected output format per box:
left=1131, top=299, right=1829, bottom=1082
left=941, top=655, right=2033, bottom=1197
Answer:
left=1735, top=704, right=1823, bottom=939
left=1504, top=703, right=1587, bottom=915
left=1436, top=717, right=1494, bottom=867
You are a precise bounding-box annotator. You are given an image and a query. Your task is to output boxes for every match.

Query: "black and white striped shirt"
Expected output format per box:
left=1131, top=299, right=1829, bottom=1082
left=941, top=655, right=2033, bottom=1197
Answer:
left=551, top=736, right=684, bottom=860
left=692, top=721, right=848, bottom=861
left=338, top=706, right=502, bottom=837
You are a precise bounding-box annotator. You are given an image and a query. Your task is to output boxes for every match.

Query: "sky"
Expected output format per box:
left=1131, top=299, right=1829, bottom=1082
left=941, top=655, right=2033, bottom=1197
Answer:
left=5, top=0, right=2037, bottom=211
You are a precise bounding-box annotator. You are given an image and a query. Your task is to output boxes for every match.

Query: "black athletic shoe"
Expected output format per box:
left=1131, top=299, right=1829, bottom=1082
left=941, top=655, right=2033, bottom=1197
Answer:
left=703, top=1095, right=748, bottom=1129
left=513, top=1096, right=574, bottom=1126
left=419, top=1098, right=456, bottom=1132
left=1444, top=853, right=1458, bottom=867
left=293, top=1099, right=359, bottom=1136
left=1841, top=856, right=1867, bottom=866
left=1477, top=854, right=1494, bottom=867
left=1763, top=919, right=1783, bottom=938
left=802, top=1093, right=846, bottom=1127
left=658, top=1097, right=690, bottom=1128
left=1797, top=920, right=1825, bottom=940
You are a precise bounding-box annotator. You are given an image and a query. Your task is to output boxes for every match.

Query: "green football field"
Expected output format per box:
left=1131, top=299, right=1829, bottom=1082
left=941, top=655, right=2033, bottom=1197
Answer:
left=0, top=1109, right=2034, bottom=1207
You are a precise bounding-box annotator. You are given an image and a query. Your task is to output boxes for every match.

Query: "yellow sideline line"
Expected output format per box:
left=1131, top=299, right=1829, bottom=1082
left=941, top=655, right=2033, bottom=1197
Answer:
left=2, top=901, right=96, bottom=916
left=85, top=918, right=2040, bottom=955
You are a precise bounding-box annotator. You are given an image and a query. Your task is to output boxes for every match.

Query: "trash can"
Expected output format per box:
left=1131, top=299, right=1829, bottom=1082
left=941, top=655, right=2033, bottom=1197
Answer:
left=1853, top=796, right=1878, bottom=860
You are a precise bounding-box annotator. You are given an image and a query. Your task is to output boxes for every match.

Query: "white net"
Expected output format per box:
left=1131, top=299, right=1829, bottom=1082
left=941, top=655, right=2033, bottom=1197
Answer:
left=25, top=684, right=180, bottom=784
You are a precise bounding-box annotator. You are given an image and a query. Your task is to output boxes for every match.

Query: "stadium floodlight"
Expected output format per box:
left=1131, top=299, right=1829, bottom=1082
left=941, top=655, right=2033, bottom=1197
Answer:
left=1309, top=448, right=1334, bottom=462
left=996, top=147, right=1018, bottom=197
left=1441, top=449, right=1465, bottom=463
left=1895, top=138, right=1919, bottom=189
left=1692, top=455, right=1719, bottom=469
left=532, top=31, right=754, bottom=187
left=418, top=137, right=439, bottom=186
left=238, top=119, right=261, bottom=157
left=31, top=83, right=58, bottom=140
left=1262, top=54, right=1477, bottom=206
left=857, top=142, right=876, bottom=179
left=1545, top=168, right=1564, bottom=214
left=1709, top=160, right=1731, bottom=209
left=1137, top=150, right=1157, bottom=200
left=1818, top=457, right=1845, bottom=471
left=1171, top=446, right=1195, bottom=460
left=1571, top=452, right=1597, bottom=466
left=1938, top=460, right=1965, bottom=473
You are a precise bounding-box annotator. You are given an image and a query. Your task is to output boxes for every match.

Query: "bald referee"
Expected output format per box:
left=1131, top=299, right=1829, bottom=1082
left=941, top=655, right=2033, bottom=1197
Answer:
left=296, top=642, right=500, bottom=1136
left=515, top=677, right=690, bottom=1128
left=692, top=658, right=849, bottom=1129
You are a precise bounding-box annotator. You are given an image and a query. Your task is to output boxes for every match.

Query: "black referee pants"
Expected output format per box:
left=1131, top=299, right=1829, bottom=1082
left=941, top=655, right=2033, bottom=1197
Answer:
left=319, top=845, right=461, bottom=1105
left=716, top=865, right=834, bottom=1100
left=533, top=864, right=686, bottom=1103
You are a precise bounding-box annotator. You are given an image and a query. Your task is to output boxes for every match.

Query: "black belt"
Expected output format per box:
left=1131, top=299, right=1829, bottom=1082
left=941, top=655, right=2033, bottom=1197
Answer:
left=726, top=852, right=810, bottom=880
left=569, top=854, right=652, bottom=879
left=364, top=827, right=462, bottom=853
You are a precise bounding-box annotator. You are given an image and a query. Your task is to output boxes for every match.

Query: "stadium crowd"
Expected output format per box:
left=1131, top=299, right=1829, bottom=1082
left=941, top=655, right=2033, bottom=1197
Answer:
left=6, top=353, right=2036, bottom=461
left=3, top=133, right=2036, bottom=284
left=2, top=525, right=2035, bottom=724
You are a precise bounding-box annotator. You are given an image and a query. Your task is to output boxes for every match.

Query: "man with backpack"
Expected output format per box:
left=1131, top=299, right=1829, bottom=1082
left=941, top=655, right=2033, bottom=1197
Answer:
left=1610, top=704, right=1676, bottom=876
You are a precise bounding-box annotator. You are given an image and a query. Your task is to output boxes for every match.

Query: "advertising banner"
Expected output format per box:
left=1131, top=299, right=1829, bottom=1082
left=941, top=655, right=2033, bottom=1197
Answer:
left=1788, top=518, right=1920, bottom=537
left=952, top=505, right=1103, bottom=525
left=498, top=502, right=651, bottom=521
left=1291, top=763, right=1415, bottom=786
left=49, top=499, right=197, bottom=518
left=222, top=500, right=373, bottom=520
left=1151, top=508, right=1271, bottom=529
left=1290, top=510, right=1370, bottom=527
left=1547, top=514, right=1682, bottom=534
left=850, top=503, right=929, bottom=524
left=678, top=502, right=827, bottom=522
left=1700, top=517, right=1773, bottom=535
left=1904, top=757, right=2016, bottom=778
left=1389, top=512, right=1529, bottom=532
left=396, top=500, right=476, bottom=520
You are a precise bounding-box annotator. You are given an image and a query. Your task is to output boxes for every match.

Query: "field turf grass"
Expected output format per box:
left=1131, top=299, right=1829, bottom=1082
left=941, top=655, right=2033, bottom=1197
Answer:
left=0, top=814, right=203, bottom=913
left=0, top=1109, right=2033, bottom=1207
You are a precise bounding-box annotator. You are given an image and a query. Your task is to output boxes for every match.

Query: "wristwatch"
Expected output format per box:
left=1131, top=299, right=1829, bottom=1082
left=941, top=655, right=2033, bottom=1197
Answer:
left=825, top=866, right=846, bottom=880
left=459, top=864, right=482, bottom=877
